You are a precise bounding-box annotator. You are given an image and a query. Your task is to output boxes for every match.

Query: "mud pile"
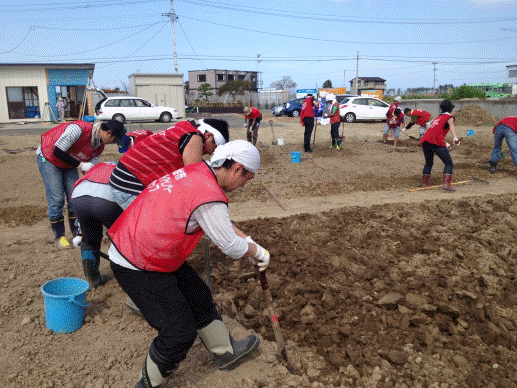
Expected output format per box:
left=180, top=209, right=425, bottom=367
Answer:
left=453, top=104, right=499, bottom=127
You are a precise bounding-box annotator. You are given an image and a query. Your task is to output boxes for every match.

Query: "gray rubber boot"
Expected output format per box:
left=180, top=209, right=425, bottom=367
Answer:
left=81, top=250, right=107, bottom=289
left=197, top=319, right=260, bottom=371
left=134, top=352, right=175, bottom=388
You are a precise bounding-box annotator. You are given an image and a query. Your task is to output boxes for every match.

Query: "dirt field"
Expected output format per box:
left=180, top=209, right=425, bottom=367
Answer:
left=1, top=106, right=516, bottom=388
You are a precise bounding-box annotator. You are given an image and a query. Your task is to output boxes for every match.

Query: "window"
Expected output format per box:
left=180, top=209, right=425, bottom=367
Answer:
left=197, top=74, right=206, bottom=82
left=217, top=74, right=225, bottom=81
left=238, top=75, right=246, bottom=80
left=6, top=86, right=39, bottom=119
left=121, top=99, right=136, bottom=107
left=227, top=74, right=235, bottom=81
left=135, top=99, right=152, bottom=107
left=353, top=98, right=368, bottom=105
left=105, top=99, right=121, bottom=107
left=509, top=69, right=517, bottom=78
left=368, top=99, right=387, bottom=107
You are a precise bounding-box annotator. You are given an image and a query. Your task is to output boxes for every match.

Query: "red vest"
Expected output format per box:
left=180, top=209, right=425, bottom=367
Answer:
left=412, top=109, right=432, bottom=126
left=41, top=121, right=104, bottom=169
left=420, top=113, right=454, bottom=147
left=73, top=162, right=116, bottom=190
left=494, top=117, right=517, bottom=134
left=329, top=102, right=341, bottom=124
left=108, top=162, right=228, bottom=272
left=244, top=107, right=261, bottom=119
left=388, top=111, right=404, bottom=129
left=119, top=121, right=202, bottom=186
left=128, top=129, right=154, bottom=143
left=386, top=103, right=399, bottom=122
left=300, top=96, right=315, bottom=124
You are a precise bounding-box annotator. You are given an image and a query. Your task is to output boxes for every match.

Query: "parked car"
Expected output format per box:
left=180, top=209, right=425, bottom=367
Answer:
left=95, top=96, right=179, bottom=123
left=284, top=97, right=305, bottom=117
left=272, top=104, right=286, bottom=116
left=339, top=96, right=389, bottom=123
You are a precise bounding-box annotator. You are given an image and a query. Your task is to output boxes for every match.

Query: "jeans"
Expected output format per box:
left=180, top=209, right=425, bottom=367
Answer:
left=490, top=123, right=517, bottom=167
left=37, top=154, right=79, bottom=221
left=110, top=186, right=139, bottom=210
left=383, top=124, right=400, bottom=138
left=422, top=141, right=453, bottom=175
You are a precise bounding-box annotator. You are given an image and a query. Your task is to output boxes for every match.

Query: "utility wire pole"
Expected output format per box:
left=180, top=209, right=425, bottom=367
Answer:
left=169, top=0, right=179, bottom=73
left=355, top=51, right=359, bottom=94
left=432, top=62, right=438, bottom=94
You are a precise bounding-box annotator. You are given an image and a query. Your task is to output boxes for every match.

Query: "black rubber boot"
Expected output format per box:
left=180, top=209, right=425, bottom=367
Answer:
left=68, top=212, right=80, bottom=237
left=50, top=218, right=71, bottom=249
left=197, top=319, right=260, bottom=371
left=134, top=345, right=177, bottom=388
left=81, top=250, right=108, bottom=289
left=489, top=161, right=497, bottom=174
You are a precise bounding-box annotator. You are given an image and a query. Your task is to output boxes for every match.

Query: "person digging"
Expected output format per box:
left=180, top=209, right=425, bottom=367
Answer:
left=419, top=99, right=461, bottom=191
left=106, top=140, right=269, bottom=387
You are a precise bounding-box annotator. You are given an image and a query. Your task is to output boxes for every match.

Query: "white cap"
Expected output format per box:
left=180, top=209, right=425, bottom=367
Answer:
left=197, top=119, right=227, bottom=146
left=210, top=140, right=260, bottom=173
left=394, top=96, right=402, bottom=102
left=326, top=94, right=336, bottom=103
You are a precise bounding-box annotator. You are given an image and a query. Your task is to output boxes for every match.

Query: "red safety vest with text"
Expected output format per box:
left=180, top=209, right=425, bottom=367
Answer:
left=493, top=117, right=517, bottom=134
left=108, top=162, right=229, bottom=273
left=73, top=162, right=116, bottom=190
left=300, top=96, right=315, bottom=124
left=412, top=109, right=432, bottom=126
left=40, top=121, right=103, bottom=169
left=386, top=103, right=398, bottom=122
left=118, top=121, right=202, bottom=186
left=420, top=113, right=454, bottom=147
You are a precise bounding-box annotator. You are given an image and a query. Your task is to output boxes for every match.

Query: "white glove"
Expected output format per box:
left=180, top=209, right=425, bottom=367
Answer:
left=72, top=235, right=82, bottom=248
left=248, top=243, right=270, bottom=272
left=453, top=137, right=461, bottom=146
left=79, top=162, right=94, bottom=172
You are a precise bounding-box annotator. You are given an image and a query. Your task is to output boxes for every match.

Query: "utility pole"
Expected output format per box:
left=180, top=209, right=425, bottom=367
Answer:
left=169, top=0, right=179, bottom=73
left=355, top=51, right=359, bottom=94
left=343, top=70, right=346, bottom=89
left=432, top=62, right=438, bottom=94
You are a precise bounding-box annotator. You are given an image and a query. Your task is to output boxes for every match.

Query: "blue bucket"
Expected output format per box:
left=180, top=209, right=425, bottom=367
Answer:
left=41, top=277, right=89, bottom=333
left=467, top=129, right=474, bottom=137
left=290, top=151, right=301, bottom=163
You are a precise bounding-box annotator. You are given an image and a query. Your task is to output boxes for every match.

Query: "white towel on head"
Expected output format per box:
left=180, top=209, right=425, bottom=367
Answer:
left=210, top=140, right=260, bottom=173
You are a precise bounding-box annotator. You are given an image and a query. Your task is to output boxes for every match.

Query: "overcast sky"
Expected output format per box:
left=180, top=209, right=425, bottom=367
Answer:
left=1, top=0, right=516, bottom=92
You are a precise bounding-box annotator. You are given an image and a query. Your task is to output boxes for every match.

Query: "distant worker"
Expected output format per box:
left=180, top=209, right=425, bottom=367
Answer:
left=403, top=108, right=432, bottom=138
left=487, top=116, right=517, bottom=174
left=420, top=100, right=461, bottom=191
left=243, top=106, right=262, bottom=145
left=326, top=94, right=342, bottom=150
left=300, top=93, right=319, bottom=153
left=383, top=108, right=404, bottom=147
left=385, top=96, right=402, bottom=141
left=56, top=97, right=66, bottom=123
left=37, top=120, right=126, bottom=249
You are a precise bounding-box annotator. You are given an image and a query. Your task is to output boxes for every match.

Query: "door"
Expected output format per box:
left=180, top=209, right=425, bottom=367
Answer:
left=135, top=98, right=156, bottom=120
left=119, top=99, right=137, bottom=120
left=350, top=98, right=370, bottom=119
left=367, top=99, right=390, bottom=119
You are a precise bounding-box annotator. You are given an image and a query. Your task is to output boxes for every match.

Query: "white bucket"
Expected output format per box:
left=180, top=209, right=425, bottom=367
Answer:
left=277, top=138, right=284, bottom=146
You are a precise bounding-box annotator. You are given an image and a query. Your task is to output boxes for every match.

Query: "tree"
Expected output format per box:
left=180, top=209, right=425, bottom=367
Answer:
left=322, top=80, right=333, bottom=88
left=270, top=76, right=297, bottom=91
left=197, top=83, right=214, bottom=100
left=184, top=80, right=190, bottom=93
left=218, top=80, right=252, bottom=100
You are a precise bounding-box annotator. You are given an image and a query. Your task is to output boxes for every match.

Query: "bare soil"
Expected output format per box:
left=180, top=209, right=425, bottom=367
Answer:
left=1, top=107, right=516, bottom=388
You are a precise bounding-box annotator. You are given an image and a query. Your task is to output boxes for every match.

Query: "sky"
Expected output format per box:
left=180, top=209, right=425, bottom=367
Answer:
left=1, top=0, right=516, bottom=93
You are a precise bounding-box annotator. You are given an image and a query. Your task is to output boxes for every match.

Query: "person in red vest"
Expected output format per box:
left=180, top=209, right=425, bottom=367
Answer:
left=487, top=116, right=517, bottom=174
left=107, top=140, right=268, bottom=388
left=383, top=108, right=405, bottom=147
left=384, top=96, right=402, bottom=140
left=300, top=94, right=319, bottom=152
left=36, top=120, right=126, bottom=249
left=326, top=94, right=343, bottom=150
left=70, top=130, right=153, bottom=288
left=243, top=106, right=262, bottom=145
left=403, top=108, right=432, bottom=138
left=420, top=100, right=461, bottom=191
left=109, top=119, right=229, bottom=210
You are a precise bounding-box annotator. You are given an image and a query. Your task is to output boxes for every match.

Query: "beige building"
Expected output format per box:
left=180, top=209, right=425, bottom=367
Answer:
left=128, top=73, right=185, bottom=118
left=188, top=69, right=259, bottom=96
left=349, top=77, right=387, bottom=95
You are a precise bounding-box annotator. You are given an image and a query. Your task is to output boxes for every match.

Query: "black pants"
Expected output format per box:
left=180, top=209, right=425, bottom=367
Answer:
left=422, top=141, right=453, bottom=175
left=111, top=261, right=220, bottom=366
left=247, top=116, right=262, bottom=143
left=330, top=122, right=340, bottom=141
left=303, top=117, right=315, bottom=150
left=71, top=196, right=123, bottom=251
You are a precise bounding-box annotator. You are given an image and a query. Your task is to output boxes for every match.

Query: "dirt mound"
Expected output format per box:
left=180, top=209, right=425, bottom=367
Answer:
left=453, top=104, right=499, bottom=127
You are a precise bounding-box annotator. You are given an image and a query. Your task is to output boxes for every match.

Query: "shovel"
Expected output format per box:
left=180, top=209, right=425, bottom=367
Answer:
left=269, top=120, right=277, bottom=145
left=409, top=176, right=489, bottom=192
left=256, top=268, right=296, bottom=375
